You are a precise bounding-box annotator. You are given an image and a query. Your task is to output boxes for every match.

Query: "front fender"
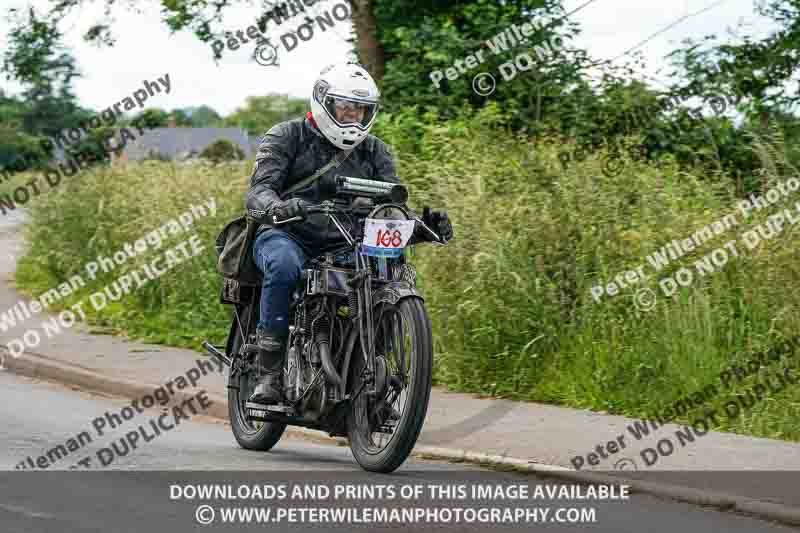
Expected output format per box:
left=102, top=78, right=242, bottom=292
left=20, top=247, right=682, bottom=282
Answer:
left=372, top=281, right=424, bottom=307
left=340, top=282, right=424, bottom=399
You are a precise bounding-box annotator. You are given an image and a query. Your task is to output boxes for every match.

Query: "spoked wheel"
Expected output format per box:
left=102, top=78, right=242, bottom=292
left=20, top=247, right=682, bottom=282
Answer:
left=227, top=308, right=287, bottom=451
left=346, top=297, right=433, bottom=473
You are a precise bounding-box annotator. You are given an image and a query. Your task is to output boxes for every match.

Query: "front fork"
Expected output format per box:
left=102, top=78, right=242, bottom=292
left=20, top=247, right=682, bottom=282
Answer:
left=354, top=251, right=377, bottom=400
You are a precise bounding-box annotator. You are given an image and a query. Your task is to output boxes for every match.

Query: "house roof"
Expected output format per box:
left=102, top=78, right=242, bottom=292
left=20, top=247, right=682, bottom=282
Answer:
left=121, top=127, right=255, bottom=160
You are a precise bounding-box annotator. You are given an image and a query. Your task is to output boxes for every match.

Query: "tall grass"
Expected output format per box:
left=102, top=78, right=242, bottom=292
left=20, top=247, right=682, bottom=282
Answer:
left=14, top=159, right=246, bottom=345
left=13, top=109, right=800, bottom=441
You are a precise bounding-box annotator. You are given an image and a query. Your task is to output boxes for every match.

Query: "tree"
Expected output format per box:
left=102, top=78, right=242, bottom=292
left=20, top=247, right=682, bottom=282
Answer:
left=2, top=7, right=85, bottom=141
left=1, top=6, right=89, bottom=173
left=647, top=0, right=800, bottom=188
left=350, top=0, right=385, bottom=80
left=667, top=0, right=800, bottom=127
left=223, top=94, right=307, bottom=136
left=184, top=105, right=222, bottom=127
left=132, top=108, right=171, bottom=129
left=169, top=108, right=192, bottom=127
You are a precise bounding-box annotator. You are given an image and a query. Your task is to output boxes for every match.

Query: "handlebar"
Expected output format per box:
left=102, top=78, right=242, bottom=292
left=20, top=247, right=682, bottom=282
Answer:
left=270, top=201, right=445, bottom=244
left=269, top=176, right=444, bottom=243
left=271, top=175, right=406, bottom=227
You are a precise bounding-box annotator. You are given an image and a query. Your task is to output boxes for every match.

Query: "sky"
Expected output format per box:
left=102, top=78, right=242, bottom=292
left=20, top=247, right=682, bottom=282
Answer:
left=0, top=0, right=782, bottom=118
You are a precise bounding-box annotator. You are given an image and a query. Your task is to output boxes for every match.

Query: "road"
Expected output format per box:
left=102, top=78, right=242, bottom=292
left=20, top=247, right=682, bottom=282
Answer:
left=0, top=371, right=795, bottom=532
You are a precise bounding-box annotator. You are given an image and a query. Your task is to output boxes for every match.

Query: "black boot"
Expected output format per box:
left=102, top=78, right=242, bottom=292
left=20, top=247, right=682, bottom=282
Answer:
left=248, top=330, right=287, bottom=405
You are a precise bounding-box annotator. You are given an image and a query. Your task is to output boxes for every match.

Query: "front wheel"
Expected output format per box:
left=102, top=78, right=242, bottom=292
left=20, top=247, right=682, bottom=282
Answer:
left=346, top=297, right=433, bottom=473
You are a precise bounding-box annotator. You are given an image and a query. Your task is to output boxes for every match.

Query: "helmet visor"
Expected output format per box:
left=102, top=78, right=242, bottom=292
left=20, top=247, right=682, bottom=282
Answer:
left=322, top=95, right=378, bottom=129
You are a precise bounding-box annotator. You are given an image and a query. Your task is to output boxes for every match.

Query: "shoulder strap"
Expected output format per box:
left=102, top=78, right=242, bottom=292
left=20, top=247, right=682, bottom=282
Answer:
left=280, top=148, right=353, bottom=200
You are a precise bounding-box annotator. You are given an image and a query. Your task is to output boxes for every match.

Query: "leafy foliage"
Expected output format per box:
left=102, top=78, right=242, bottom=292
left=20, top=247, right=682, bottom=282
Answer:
left=132, top=108, right=171, bottom=129
left=184, top=105, right=223, bottom=127
left=199, top=138, right=246, bottom=162
left=222, top=94, right=307, bottom=136
left=1, top=6, right=86, bottom=162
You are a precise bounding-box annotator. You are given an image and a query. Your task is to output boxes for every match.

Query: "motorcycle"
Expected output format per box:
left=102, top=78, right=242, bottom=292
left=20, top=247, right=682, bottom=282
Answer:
left=203, top=175, right=447, bottom=473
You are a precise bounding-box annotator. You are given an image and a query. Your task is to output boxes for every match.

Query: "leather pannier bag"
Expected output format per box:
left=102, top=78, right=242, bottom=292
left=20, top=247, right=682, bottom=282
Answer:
left=214, top=215, right=262, bottom=304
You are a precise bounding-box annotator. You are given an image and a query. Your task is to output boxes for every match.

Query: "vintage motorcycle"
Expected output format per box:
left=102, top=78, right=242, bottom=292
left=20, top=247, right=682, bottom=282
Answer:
left=203, top=175, right=447, bottom=473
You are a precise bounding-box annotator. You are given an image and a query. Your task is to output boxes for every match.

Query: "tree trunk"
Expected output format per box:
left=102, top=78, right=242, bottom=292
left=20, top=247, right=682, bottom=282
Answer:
left=759, top=109, right=770, bottom=130
left=348, top=0, right=385, bottom=81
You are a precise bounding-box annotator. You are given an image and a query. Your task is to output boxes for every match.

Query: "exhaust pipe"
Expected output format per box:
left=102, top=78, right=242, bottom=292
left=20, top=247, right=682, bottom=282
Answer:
left=316, top=340, right=342, bottom=388
left=312, top=314, right=342, bottom=388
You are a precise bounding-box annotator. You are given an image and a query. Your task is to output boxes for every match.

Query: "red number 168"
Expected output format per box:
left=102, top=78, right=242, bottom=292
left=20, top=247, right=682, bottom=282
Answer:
left=376, top=229, right=402, bottom=247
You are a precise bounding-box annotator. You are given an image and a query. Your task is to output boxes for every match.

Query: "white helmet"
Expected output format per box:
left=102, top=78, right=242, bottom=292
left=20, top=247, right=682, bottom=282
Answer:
left=310, top=62, right=380, bottom=150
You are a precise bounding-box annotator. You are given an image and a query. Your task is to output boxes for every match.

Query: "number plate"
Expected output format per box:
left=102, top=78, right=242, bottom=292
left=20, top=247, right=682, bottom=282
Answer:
left=362, top=218, right=415, bottom=257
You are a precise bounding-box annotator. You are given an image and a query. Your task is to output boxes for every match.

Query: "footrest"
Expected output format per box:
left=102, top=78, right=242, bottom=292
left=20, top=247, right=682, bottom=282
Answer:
left=245, top=401, right=295, bottom=418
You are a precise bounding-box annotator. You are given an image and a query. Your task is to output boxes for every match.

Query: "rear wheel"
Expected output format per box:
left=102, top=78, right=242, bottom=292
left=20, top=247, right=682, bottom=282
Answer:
left=346, top=297, right=433, bottom=473
left=227, top=307, right=287, bottom=451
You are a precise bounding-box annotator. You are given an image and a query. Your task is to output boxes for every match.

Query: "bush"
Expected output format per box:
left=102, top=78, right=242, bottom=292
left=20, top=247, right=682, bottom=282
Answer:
left=142, top=149, right=172, bottom=162
left=199, top=139, right=245, bottom=163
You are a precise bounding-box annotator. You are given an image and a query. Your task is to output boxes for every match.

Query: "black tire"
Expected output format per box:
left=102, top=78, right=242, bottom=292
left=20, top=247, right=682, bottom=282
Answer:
left=346, top=297, right=433, bottom=473
left=227, top=309, right=287, bottom=451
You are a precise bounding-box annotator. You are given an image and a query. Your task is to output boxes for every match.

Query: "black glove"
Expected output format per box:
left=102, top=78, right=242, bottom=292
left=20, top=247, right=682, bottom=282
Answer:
left=422, top=207, right=454, bottom=242
left=273, top=198, right=310, bottom=221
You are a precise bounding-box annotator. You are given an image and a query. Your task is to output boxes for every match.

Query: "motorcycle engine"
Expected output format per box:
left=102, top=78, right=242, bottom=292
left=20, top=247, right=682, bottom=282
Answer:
left=284, top=295, right=331, bottom=420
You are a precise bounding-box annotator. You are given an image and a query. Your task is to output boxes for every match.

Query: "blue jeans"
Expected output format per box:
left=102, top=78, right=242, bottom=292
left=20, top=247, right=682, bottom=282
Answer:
left=252, top=229, right=307, bottom=336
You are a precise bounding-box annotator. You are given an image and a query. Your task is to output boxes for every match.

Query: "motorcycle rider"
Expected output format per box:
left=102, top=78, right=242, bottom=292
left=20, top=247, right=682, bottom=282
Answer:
left=245, top=62, right=453, bottom=405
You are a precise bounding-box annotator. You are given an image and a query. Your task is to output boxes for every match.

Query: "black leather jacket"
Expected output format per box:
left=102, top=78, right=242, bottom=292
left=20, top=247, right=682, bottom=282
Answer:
left=245, top=116, right=399, bottom=255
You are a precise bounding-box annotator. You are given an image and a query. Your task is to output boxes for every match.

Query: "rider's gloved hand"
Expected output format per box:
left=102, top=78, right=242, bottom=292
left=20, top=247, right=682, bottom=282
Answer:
left=274, top=198, right=311, bottom=221
left=422, top=207, right=454, bottom=242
